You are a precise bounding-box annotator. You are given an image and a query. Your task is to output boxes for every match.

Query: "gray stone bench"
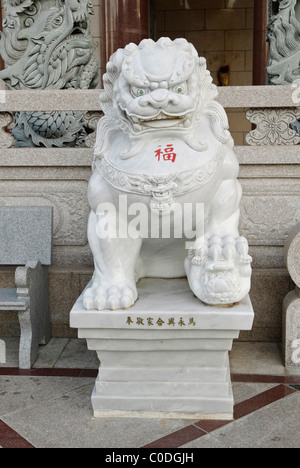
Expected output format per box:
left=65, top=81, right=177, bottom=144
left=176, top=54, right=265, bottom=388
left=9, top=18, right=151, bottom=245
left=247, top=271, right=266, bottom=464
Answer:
left=0, top=207, right=53, bottom=368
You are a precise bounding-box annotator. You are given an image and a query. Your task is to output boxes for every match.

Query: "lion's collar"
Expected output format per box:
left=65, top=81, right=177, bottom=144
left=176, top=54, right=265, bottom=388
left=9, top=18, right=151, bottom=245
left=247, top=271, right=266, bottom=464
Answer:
left=94, top=146, right=225, bottom=208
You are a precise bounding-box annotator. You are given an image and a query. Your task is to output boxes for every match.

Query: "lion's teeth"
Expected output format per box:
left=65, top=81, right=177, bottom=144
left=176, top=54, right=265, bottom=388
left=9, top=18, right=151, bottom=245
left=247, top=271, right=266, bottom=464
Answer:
left=133, top=123, right=144, bottom=131
left=143, top=113, right=181, bottom=122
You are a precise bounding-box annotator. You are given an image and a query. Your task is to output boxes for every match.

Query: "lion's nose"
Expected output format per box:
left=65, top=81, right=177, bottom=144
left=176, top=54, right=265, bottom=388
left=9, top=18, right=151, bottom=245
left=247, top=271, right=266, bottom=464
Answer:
left=140, top=89, right=180, bottom=108
left=151, top=89, right=170, bottom=102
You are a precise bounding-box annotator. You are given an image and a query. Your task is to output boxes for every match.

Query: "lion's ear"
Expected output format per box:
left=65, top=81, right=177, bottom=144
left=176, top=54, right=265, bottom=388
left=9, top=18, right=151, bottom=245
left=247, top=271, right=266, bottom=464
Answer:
left=124, top=43, right=139, bottom=55
left=103, top=48, right=125, bottom=95
left=111, top=48, right=126, bottom=72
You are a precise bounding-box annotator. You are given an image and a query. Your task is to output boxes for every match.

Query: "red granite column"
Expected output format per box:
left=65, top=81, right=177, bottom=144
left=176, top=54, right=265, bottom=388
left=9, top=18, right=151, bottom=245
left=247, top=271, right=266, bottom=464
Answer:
left=101, top=0, right=149, bottom=76
left=252, top=0, right=269, bottom=85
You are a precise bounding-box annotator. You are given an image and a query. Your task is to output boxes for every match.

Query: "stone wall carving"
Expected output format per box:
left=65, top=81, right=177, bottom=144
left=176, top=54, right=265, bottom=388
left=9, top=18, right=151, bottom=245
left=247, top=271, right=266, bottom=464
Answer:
left=240, top=190, right=300, bottom=246
left=0, top=112, right=14, bottom=148
left=83, top=111, right=103, bottom=148
left=0, top=0, right=99, bottom=147
left=267, top=0, right=300, bottom=84
left=245, top=108, right=300, bottom=145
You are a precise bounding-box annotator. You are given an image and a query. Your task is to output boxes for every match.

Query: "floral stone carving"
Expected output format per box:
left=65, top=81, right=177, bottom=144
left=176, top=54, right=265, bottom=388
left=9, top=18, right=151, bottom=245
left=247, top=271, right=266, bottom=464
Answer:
left=83, top=38, right=252, bottom=310
left=246, top=108, right=300, bottom=145
left=0, top=0, right=99, bottom=147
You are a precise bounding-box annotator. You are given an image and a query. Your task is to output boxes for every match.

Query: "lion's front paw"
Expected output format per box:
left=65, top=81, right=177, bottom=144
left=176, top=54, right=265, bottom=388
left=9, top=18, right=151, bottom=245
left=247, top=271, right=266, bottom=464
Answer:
left=83, top=283, right=138, bottom=311
left=185, top=235, right=252, bottom=306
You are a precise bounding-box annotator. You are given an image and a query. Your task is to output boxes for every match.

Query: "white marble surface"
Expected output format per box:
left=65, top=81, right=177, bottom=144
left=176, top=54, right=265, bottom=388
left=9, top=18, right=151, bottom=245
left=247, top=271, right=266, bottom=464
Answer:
left=71, top=278, right=254, bottom=331
left=83, top=37, right=252, bottom=310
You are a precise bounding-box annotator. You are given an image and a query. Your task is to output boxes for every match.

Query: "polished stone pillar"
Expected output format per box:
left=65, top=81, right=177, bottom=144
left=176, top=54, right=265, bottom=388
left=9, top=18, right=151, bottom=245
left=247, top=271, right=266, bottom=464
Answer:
left=101, top=0, right=149, bottom=75
left=253, top=0, right=269, bottom=85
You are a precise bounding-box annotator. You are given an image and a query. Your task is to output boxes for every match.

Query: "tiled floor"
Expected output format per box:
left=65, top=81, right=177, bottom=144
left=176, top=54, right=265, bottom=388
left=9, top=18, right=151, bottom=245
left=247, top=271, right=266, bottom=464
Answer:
left=0, top=338, right=300, bottom=448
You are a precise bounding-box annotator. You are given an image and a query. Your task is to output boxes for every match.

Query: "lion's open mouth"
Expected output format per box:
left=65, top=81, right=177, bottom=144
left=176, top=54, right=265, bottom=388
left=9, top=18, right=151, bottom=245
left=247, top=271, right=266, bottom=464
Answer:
left=71, top=21, right=88, bottom=36
left=129, top=112, right=193, bottom=130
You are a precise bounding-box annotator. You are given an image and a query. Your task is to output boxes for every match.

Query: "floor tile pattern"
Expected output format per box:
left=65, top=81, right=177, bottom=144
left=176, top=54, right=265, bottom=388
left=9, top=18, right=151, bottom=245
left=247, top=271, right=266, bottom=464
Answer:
left=0, top=339, right=300, bottom=448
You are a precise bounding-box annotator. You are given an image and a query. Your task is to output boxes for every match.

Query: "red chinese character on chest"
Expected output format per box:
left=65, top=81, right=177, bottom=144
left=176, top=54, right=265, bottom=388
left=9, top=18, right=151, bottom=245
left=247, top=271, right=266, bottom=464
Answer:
left=154, top=144, right=177, bottom=163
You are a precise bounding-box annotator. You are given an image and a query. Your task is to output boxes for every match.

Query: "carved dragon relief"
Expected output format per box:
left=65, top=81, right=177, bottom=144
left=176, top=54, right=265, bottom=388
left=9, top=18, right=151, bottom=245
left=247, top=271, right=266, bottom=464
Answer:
left=0, top=0, right=100, bottom=147
left=267, top=0, right=300, bottom=84
left=265, top=1, right=300, bottom=140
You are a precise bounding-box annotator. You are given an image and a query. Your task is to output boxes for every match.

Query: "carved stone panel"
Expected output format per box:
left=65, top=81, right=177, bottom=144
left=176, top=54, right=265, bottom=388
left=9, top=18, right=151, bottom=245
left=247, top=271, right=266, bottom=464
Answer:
left=246, top=108, right=300, bottom=145
left=0, top=0, right=99, bottom=148
left=83, top=111, right=103, bottom=148
left=240, top=179, right=300, bottom=246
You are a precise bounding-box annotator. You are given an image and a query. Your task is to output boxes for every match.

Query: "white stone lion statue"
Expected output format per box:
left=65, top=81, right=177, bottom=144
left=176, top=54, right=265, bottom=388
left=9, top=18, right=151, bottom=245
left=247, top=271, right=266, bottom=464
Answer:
left=83, top=37, right=252, bottom=310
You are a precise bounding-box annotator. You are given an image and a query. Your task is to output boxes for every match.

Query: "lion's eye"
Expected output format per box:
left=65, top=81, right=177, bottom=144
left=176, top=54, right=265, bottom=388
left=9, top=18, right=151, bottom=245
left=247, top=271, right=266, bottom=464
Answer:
left=131, top=87, right=150, bottom=97
left=52, top=15, right=64, bottom=28
left=172, top=83, right=187, bottom=94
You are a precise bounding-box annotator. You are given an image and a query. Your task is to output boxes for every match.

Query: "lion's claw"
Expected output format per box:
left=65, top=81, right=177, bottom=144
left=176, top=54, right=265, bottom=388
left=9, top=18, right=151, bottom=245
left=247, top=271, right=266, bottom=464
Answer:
left=185, top=235, right=252, bottom=305
left=83, top=284, right=137, bottom=311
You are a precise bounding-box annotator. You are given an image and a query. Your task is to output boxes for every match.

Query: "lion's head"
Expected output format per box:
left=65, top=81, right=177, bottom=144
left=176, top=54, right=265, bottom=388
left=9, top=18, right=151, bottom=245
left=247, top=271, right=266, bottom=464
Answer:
left=95, top=37, right=232, bottom=160
left=115, top=38, right=199, bottom=133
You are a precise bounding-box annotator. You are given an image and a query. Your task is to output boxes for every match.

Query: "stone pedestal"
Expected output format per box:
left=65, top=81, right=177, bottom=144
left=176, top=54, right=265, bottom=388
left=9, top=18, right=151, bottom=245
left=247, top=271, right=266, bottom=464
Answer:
left=70, top=278, right=254, bottom=419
